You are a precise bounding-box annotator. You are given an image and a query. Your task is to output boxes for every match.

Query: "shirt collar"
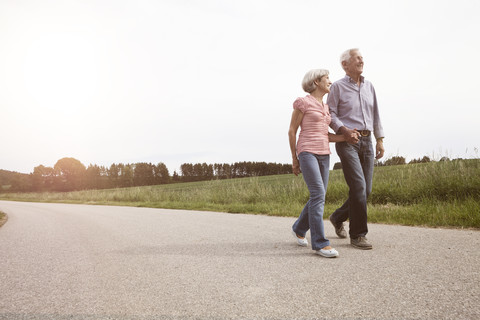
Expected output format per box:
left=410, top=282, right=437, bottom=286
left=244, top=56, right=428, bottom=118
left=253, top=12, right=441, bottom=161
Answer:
left=344, top=74, right=365, bottom=83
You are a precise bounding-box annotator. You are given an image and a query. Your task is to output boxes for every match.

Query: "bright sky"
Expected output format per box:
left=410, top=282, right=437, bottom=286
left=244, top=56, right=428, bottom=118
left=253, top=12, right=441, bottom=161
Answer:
left=1, top=0, right=479, bottom=174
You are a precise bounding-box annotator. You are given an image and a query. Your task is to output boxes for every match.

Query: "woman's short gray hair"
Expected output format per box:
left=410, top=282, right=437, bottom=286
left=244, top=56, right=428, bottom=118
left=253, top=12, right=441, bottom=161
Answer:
left=301, top=69, right=329, bottom=93
left=340, top=48, right=360, bottom=70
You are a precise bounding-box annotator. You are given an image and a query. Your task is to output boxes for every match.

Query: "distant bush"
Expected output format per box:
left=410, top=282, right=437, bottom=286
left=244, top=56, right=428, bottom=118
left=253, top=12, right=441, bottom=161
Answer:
left=377, top=156, right=406, bottom=167
left=409, top=156, right=431, bottom=164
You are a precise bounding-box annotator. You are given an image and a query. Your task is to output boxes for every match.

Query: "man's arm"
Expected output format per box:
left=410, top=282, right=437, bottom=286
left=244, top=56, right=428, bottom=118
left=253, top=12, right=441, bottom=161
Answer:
left=327, top=83, right=359, bottom=144
left=371, top=86, right=385, bottom=159
left=327, top=83, right=343, bottom=133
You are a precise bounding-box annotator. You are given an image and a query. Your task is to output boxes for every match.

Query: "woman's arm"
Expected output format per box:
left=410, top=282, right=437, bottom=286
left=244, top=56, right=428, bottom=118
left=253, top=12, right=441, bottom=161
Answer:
left=328, top=132, right=345, bottom=142
left=288, top=109, right=303, bottom=176
left=328, top=130, right=360, bottom=143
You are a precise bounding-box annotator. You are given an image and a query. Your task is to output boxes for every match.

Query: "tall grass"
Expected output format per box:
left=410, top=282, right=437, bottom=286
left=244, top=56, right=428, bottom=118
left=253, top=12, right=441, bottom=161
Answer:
left=0, top=211, right=7, bottom=228
left=1, top=159, right=479, bottom=228
left=370, top=159, right=480, bottom=204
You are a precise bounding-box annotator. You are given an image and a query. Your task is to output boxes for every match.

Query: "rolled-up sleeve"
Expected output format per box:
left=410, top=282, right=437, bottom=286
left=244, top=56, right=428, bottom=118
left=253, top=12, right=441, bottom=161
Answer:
left=372, top=87, right=385, bottom=139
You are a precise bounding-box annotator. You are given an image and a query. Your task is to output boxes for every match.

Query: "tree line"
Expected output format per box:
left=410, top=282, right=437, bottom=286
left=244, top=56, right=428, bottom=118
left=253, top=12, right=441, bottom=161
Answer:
left=0, top=158, right=291, bottom=193
left=1, top=155, right=462, bottom=193
left=179, top=162, right=291, bottom=182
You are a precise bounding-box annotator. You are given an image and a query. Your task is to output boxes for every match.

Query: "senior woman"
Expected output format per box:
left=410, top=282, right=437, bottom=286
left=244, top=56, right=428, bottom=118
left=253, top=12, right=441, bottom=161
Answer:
left=288, top=69, right=358, bottom=258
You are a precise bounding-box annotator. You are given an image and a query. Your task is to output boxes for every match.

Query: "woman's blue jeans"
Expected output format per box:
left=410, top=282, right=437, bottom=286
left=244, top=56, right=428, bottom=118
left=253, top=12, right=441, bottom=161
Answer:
left=292, top=152, right=330, bottom=250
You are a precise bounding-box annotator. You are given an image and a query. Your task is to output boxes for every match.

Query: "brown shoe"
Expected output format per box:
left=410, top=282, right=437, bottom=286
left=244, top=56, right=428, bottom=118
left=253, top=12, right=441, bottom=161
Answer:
left=329, top=215, right=347, bottom=239
left=351, top=237, right=373, bottom=250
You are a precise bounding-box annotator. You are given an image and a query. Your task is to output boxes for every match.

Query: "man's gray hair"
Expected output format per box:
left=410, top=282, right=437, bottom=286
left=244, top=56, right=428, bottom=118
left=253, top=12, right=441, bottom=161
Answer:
left=340, top=48, right=360, bottom=70
left=301, top=69, right=329, bottom=93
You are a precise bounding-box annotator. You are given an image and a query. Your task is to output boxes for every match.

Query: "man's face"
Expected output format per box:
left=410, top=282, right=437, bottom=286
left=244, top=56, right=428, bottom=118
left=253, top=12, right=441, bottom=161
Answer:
left=344, top=50, right=364, bottom=76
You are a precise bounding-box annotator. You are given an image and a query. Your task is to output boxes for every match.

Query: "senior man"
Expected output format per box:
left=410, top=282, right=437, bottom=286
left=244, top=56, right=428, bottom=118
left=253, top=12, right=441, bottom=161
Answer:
left=327, top=48, right=385, bottom=250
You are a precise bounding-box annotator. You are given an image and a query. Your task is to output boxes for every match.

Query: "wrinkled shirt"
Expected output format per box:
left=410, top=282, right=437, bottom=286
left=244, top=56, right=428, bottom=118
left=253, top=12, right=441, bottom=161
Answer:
left=294, top=95, right=331, bottom=156
left=327, top=75, right=384, bottom=139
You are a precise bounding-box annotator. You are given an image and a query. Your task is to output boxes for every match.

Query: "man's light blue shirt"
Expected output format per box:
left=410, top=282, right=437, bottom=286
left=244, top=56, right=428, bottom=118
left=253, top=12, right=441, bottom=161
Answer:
left=327, top=75, right=384, bottom=139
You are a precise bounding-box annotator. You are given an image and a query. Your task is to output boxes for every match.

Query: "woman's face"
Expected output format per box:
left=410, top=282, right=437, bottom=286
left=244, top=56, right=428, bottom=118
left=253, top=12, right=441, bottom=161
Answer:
left=316, top=75, right=332, bottom=93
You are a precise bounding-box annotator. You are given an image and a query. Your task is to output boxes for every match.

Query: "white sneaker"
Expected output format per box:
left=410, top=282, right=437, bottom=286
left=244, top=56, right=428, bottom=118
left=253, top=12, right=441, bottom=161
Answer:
left=292, top=230, right=308, bottom=247
left=315, top=248, right=339, bottom=258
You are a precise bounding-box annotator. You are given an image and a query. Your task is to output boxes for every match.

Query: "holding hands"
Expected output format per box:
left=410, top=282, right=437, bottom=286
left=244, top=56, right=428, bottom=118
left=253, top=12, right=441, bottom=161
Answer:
left=339, top=126, right=385, bottom=159
left=340, top=127, right=361, bottom=144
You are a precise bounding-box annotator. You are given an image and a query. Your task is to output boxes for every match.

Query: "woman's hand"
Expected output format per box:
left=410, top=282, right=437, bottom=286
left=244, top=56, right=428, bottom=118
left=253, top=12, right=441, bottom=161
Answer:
left=292, top=158, right=301, bottom=176
left=289, top=109, right=303, bottom=176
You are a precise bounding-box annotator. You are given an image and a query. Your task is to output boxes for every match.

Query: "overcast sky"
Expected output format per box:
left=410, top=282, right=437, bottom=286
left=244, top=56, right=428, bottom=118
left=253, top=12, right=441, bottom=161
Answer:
left=1, top=0, right=479, bottom=174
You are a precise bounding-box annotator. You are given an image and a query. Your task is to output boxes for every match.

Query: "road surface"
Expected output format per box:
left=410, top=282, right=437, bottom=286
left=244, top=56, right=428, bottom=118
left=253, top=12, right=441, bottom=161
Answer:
left=0, top=201, right=479, bottom=320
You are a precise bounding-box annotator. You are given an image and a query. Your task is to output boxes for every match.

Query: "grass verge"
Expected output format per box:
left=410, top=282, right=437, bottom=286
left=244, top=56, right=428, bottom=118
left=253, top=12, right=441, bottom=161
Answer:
left=0, top=159, right=479, bottom=229
left=0, top=211, right=7, bottom=228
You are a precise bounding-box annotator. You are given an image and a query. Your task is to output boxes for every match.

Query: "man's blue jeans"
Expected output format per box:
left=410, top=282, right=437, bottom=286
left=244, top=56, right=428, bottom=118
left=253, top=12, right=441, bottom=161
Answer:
left=331, top=137, right=374, bottom=238
left=292, top=152, right=330, bottom=250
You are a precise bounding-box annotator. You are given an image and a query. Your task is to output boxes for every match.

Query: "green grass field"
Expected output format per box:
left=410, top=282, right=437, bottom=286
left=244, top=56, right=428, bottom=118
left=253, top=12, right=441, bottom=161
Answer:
left=1, top=159, right=479, bottom=228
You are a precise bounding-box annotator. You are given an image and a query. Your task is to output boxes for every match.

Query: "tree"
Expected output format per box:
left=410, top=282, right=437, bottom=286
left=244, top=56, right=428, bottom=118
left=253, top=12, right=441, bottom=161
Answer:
left=32, top=165, right=56, bottom=191
left=54, top=157, right=86, bottom=191
left=9, top=174, right=32, bottom=192
left=201, top=163, right=214, bottom=180
left=85, top=164, right=109, bottom=189
left=119, top=164, right=134, bottom=187
left=134, top=163, right=155, bottom=186
left=172, top=170, right=180, bottom=182
left=193, top=163, right=203, bottom=181
left=180, top=163, right=194, bottom=182
left=154, top=162, right=170, bottom=184
left=108, top=164, right=120, bottom=188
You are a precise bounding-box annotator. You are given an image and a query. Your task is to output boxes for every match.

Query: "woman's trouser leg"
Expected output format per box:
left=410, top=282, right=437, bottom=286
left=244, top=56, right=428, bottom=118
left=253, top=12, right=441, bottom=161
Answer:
left=292, top=152, right=330, bottom=250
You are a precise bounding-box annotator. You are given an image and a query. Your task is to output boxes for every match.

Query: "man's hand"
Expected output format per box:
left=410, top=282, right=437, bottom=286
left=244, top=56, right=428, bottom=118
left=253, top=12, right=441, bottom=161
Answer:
left=339, top=127, right=359, bottom=144
left=376, top=139, right=385, bottom=159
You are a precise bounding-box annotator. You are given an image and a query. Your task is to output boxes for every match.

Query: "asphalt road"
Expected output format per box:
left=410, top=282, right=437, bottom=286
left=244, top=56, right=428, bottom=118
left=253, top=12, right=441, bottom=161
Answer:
left=0, top=200, right=479, bottom=320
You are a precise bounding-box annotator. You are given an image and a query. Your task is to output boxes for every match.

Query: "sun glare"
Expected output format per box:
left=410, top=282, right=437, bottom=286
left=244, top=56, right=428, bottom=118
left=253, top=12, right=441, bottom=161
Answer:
left=23, top=32, right=99, bottom=110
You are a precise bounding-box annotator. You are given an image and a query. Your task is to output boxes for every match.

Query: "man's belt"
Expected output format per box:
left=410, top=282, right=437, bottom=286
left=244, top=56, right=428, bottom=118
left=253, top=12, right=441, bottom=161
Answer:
left=358, top=130, right=371, bottom=137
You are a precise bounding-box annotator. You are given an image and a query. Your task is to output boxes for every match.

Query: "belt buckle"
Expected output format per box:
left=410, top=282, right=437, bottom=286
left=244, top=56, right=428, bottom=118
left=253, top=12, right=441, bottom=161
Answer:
left=360, top=130, right=370, bottom=137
